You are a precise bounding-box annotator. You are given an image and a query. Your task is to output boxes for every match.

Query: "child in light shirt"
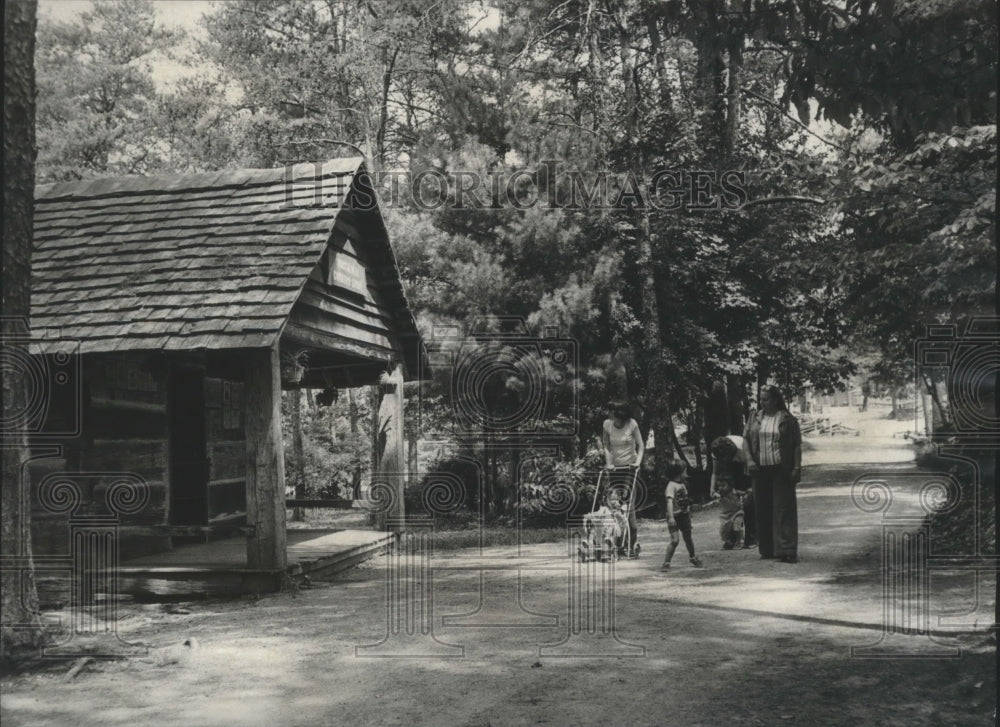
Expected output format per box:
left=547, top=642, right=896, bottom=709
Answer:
left=661, top=463, right=702, bottom=571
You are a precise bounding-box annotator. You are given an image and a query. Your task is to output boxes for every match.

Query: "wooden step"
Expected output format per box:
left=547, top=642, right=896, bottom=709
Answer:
left=36, top=530, right=396, bottom=603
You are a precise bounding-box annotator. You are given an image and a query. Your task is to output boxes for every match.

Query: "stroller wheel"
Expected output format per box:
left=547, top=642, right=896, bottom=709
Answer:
left=604, top=539, right=617, bottom=562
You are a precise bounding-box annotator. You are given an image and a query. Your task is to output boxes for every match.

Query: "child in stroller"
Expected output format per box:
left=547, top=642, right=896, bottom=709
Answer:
left=578, top=488, right=631, bottom=562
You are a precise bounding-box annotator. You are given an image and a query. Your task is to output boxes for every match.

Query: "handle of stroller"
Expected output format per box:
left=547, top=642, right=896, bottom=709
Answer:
left=591, top=468, right=606, bottom=513
left=623, top=466, right=640, bottom=552
left=627, top=466, right=640, bottom=510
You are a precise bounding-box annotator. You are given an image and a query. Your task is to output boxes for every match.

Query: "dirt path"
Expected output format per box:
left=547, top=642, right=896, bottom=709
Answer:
left=2, top=432, right=996, bottom=726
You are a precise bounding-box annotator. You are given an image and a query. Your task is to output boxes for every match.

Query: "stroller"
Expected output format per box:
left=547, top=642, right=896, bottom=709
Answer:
left=577, top=468, right=641, bottom=562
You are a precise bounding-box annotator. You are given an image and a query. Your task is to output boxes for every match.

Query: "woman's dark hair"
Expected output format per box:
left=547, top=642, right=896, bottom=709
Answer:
left=610, top=400, right=631, bottom=419
left=710, top=436, right=738, bottom=462
left=666, top=462, right=686, bottom=480
left=763, top=385, right=787, bottom=411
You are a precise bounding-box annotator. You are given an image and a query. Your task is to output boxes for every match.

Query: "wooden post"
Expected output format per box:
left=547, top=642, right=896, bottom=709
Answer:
left=375, top=365, right=406, bottom=530
left=369, top=385, right=379, bottom=483
left=406, top=391, right=418, bottom=487
left=290, top=389, right=305, bottom=522
left=243, top=345, right=287, bottom=570
left=348, top=387, right=362, bottom=499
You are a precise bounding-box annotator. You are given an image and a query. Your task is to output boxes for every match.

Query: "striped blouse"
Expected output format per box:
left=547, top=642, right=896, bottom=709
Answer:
left=757, top=413, right=782, bottom=466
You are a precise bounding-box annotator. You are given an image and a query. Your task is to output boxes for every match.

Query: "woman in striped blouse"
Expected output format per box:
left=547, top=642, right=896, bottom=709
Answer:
left=743, top=386, right=802, bottom=563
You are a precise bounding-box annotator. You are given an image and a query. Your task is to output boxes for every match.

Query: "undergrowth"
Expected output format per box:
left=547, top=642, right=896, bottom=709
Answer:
left=916, top=443, right=996, bottom=556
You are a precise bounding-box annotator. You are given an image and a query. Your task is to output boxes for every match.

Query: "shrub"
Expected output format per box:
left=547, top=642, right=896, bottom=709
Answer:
left=406, top=456, right=482, bottom=516
left=916, top=437, right=995, bottom=556
left=517, top=453, right=603, bottom=526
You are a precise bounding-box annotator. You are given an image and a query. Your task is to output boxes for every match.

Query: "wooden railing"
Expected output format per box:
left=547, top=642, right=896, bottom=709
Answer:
left=285, top=499, right=355, bottom=509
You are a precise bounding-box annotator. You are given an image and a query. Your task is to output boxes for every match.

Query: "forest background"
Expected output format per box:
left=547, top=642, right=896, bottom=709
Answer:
left=30, top=0, right=997, bottom=522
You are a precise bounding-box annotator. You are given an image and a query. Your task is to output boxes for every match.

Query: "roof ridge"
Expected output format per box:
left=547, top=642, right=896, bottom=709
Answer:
left=35, top=157, right=366, bottom=201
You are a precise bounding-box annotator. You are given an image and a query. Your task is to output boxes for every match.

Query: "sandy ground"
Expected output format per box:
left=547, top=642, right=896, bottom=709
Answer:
left=2, top=408, right=995, bottom=726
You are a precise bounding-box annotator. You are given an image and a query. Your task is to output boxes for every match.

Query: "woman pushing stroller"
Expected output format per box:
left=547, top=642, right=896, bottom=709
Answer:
left=601, top=401, right=643, bottom=558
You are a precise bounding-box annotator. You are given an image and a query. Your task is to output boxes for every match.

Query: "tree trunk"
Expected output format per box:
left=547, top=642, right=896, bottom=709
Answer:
left=690, top=405, right=704, bottom=470
left=690, top=4, right=727, bottom=160
left=703, top=380, right=730, bottom=450
left=375, top=47, right=398, bottom=171
left=724, top=32, right=744, bottom=158
left=290, top=389, right=305, bottom=521
left=348, top=387, right=361, bottom=499
left=921, top=371, right=950, bottom=430
left=667, top=413, right=691, bottom=470
left=645, top=13, right=672, bottom=109
left=405, top=384, right=418, bottom=487
left=628, top=14, right=672, bottom=509
left=639, top=225, right=673, bottom=507
left=2, top=0, right=44, bottom=661
left=489, top=441, right=504, bottom=517
left=508, top=445, right=521, bottom=517
left=727, top=374, right=746, bottom=434
left=585, top=0, right=610, bottom=143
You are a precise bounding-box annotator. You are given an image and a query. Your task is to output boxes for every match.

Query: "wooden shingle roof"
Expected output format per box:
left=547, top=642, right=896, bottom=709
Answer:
left=31, top=158, right=421, bottom=362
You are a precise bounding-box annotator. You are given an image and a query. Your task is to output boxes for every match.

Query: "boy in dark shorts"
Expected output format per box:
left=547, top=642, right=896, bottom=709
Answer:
left=661, top=463, right=703, bottom=571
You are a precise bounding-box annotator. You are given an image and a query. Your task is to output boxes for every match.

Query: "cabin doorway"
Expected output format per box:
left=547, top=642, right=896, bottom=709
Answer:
left=168, top=367, right=209, bottom=525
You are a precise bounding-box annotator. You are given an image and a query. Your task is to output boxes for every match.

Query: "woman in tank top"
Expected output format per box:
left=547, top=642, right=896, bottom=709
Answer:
left=601, top=402, right=644, bottom=556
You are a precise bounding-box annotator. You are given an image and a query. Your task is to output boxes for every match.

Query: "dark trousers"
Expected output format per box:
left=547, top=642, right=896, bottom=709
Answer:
left=742, top=490, right=757, bottom=543
left=751, top=465, right=797, bottom=558
left=607, top=468, right=638, bottom=550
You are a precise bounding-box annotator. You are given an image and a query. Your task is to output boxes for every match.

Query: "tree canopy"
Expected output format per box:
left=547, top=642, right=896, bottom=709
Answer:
left=33, top=0, right=997, bottom=515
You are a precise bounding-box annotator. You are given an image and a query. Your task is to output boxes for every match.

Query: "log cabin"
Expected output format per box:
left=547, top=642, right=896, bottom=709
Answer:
left=28, top=158, right=426, bottom=578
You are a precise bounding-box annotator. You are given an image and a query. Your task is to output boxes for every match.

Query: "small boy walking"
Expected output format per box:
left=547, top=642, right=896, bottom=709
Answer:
left=661, top=463, right=703, bottom=571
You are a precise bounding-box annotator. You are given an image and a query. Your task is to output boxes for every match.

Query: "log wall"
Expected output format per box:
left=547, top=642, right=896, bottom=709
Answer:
left=30, top=353, right=171, bottom=563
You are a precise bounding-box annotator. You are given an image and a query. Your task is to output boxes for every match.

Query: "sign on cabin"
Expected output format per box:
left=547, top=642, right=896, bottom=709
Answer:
left=93, top=358, right=161, bottom=404
left=328, top=239, right=368, bottom=297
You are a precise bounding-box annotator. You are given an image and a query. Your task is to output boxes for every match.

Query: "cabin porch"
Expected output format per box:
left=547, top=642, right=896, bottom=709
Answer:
left=36, top=527, right=395, bottom=605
